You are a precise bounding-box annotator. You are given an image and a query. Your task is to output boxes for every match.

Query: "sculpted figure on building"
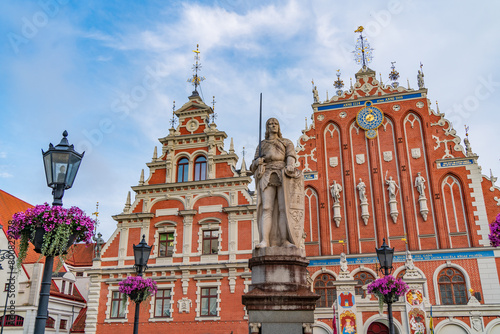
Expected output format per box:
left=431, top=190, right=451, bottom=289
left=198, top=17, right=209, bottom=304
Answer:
left=250, top=118, right=305, bottom=249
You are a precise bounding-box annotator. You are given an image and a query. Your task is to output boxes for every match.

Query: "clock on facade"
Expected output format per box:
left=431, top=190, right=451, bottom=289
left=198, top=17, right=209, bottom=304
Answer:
left=356, top=101, right=384, bottom=138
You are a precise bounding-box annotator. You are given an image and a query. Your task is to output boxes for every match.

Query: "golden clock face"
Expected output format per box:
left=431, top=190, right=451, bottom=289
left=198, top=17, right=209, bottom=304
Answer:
left=365, top=114, right=374, bottom=122
left=356, top=102, right=384, bottom=131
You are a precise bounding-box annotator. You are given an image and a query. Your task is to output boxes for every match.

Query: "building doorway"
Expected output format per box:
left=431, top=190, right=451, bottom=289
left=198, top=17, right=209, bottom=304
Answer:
left=367, top=322, right=389, bottom=334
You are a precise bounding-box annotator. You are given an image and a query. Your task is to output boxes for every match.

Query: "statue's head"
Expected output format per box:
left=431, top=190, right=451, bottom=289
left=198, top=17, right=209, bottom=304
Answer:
left=265, top=118, right=282, bottom=139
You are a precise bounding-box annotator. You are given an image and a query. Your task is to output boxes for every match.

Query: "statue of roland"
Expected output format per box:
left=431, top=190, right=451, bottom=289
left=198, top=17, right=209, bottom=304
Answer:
left=250, top=118, right=305, bottom=249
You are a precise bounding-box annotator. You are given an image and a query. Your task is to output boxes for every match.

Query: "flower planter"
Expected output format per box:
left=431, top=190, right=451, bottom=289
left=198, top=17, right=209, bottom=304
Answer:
left=32, top=227, right=78, bottom=255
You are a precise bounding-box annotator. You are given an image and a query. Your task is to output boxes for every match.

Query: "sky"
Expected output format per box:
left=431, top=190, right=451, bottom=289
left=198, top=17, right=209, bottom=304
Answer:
left=1, top=0, right=500, bottom=240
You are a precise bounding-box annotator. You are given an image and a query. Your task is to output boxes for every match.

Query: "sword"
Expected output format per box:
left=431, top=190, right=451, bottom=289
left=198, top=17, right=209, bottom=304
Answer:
left=258, top=93, right=262, bottom=157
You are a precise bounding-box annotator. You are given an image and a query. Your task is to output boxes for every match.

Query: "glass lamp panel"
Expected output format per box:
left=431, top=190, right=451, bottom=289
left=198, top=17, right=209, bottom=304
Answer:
left=65, top=153, right=82, bottom=188
left=43, top=154, right=53, bottom=185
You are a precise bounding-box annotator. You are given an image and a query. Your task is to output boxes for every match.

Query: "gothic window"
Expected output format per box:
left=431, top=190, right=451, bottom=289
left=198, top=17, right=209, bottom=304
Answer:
left=314, top=273, right=337, bottom=308
left=438, top=268, right=467, bottom=305
left=194, top=156, right=207, bottom=181
left=46, top=317, right=55, bottom=328
left=200, top=287, right=218, bottom=316
left=354, top=271, right=375, bottom=297
left=158, top=232, right=174, bottom=257
left=111, top=291, right=126, bottom=318
left=0, top=315, right=24, bottom=326
left=155, top=289, right=172, bottom=317
left=177, top=157, right=189, bottom=182
left=202, top=230, right=219, bottom=255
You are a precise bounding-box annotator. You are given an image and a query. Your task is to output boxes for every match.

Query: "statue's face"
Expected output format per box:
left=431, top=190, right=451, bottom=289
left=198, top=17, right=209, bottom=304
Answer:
left=267, top=118, right=280, bottom=134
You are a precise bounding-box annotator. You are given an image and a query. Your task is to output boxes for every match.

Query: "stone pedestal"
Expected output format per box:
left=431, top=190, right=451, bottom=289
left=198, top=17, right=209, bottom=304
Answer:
left=242, top=247, right=319, bottom=334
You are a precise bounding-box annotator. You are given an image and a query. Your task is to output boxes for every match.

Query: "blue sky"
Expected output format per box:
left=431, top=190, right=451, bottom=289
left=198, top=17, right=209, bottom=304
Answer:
left=1, top=0, right=500, bottom=239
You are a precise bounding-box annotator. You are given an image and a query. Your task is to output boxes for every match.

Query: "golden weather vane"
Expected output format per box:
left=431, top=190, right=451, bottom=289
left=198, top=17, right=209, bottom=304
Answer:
left=187, top=44, right=206, bottom=93
left=92, top=202, right=100, bottom=232
left=353, top=26, right=373, bottom=67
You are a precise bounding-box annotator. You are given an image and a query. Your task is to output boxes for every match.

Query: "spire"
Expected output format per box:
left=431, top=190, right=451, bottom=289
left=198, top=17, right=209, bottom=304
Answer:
left=124, top=191, right=131, bottom=213
left=139, top=169, right=144, bottom=185
left=240, top=147, right=247, bottom=174
left=353, top=26, right=374, bottom=68
left=304, top=117, right=308, bottom=130
left=152, top=146, right=157, bottom=161
left=187, top=44, right=206, bottom=96
left=229, top=137, right=235, bottom=154
left=389, top=61, right=400, bottom=88
left=210, top=96, right=218, bottom=124
left=333, top=69, right=344, bottom=96
left=407, top=78, right=410, bottom=89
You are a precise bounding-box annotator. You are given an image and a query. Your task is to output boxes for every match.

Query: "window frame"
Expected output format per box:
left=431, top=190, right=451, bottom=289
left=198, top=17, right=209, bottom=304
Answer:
left=177, top=157, right=189, bottom=182
left=313, top=273, right=337, bottom=308
left=353, top=271, right=375, bottom=298
left=200, top=287, right=218, bottom=317
left=154, top=289, right=172, bottom=318
left=110, top=291, right=126, bottom=319
left=59, top=319, right=67, bottom=330
left=202, top=229, right=219, bottom=255
left=194, top=155, right=207, bottom=181
left=158, top=232, right=175, bottom=257
left=0, top=315, right=24, bottom=327
left=46, top=317, right=55, bottom=329
left=438, top=267, right=467, bottom=305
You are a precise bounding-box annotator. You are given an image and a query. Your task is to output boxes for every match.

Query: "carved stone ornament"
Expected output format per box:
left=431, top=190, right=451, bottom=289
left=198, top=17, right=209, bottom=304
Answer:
left=329, top=156, right=339, bottom=168
left=383, top=151, right=393, bottom=162
left=393, top=104, right=401, bottom=111
left=186, top=119, right=199, bottom=132
left=339, top=111, right=347, bottom=118
left=177, top=297, right=192, bottom=313
left=317, top=114, right=325, bottom=121
left=416, top=101, right=424, bottom=108
left=411, top=148, right=421, bottom=159
left=356, top=154, right=365, bottom=165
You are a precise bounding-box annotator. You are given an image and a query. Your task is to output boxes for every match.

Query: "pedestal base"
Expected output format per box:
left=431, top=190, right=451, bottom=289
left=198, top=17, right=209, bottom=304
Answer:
left=242, top=247, right=319, bottom=333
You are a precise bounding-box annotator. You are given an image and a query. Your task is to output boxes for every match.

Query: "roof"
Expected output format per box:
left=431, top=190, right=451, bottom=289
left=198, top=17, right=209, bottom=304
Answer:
left=70, top=307, right=87, bottom=333
left=65, top=243, right=95, bottom=267
left=0, top=189, right=33, bottom=232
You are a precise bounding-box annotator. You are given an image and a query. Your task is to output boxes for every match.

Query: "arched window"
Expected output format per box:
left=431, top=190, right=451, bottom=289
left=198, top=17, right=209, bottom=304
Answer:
left=177, top=157, right=189, bottom=182
left=396, top=269, right=406, bottom=279
left=194, top=156, right=207, bottom=181
left=438, top=268, right=467, bottom=305
left=0, top=315, right=24, bottom=326
left=354, top=271, right=375, bottom=298
left=314, top=273, right=336, bottom=308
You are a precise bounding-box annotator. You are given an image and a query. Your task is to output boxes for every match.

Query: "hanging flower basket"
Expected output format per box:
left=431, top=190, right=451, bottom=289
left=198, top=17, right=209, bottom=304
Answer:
left=489, top=213, right=500, bottom=247
left=119, top=276, right=157, bottom=304
left=8, top=203, right=96, bottom=267
left=367, top=275, right=409, bottom=312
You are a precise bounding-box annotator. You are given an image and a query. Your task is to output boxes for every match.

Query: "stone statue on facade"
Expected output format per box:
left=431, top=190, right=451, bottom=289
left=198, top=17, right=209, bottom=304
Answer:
left=414, top=172, right=426, bottom=197
left=92, top=232, right=105, bottom=260
left=357, top=178, right=367, bottom=203
left=250, top=118, right=305, bottom=249
left=330, top=180, right=342, bottom=203
left=385, top=175, right=399, bottom=200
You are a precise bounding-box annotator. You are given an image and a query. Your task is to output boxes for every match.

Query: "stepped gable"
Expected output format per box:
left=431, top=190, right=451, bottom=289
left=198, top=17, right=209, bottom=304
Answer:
left=297, top=64, right=498, bottom=256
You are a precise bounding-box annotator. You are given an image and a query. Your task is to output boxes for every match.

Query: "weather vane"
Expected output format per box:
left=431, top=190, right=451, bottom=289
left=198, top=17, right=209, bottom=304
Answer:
left=242, top=146, right=246, bottom=159
left=92, top=202, right=100, bottom=233
left=170, top=100, right=177, bottom=128
left=465, top=124, right=470, bottom=137
left=389, top=61, right=400, bottom=87
left=187, top=44, right=205, bottom=93
left=353, top=26, right=373, bottom=67
left=333, top=69, right=344, bottom=96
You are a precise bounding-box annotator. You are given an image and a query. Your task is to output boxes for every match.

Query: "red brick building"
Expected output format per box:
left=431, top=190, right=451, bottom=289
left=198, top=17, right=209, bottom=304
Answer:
left=87, top=63, right=500, bottom=334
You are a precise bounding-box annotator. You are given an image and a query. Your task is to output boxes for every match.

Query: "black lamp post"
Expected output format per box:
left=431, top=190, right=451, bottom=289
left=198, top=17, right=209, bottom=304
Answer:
left=34, top=131, right=84, bottom=334
left=376, top=238, right=395, bottom=334
left=132, top=235, right=152, bottom=334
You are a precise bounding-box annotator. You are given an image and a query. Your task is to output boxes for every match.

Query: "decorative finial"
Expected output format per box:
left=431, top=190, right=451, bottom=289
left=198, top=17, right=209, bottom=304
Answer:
left=353, top=26, right=373, bottom=67
left=417, top=62, right=425, bottom=89
left=139, top=169, right=144, bottom=185
left=379, top=73, right=383, bottom=85
left=465, top=124, right=469, bottom=137
left=305, top=117, right=308, bottom=130
left=389, top=61, right=400, bottom=88
left=407, top=78, right=410, bottom=89
left=326, top=90, right=329, bottom=101
left=229, top=137, right=234, bottom=154
left=152, top=146, right=157, bottom=161
left=333, top=69, right=344, bottom=96
left=242, top=146, right=246, bottom=159
left=187, top=44, right=206, bottom=95
left=170, top=100, right=177, bottom=128
left=350, top=77, right=353, bottom=89
left=124, top=191, right=131, bottom=213
left=92, top=202, right=100, bottom=232
left=210, top=96, right=217, bottom=123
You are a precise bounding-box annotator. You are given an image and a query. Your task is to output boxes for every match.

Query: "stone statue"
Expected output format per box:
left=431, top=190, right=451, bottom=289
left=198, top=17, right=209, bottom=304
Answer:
left=340, top=252, right=348, bottom=273
left=385, top=175, right=399, bottom=200
left=250, top=118, right=304, bottom=249
left=414, top=172, right=426, bottom=197
left=92, top=232, right=105, bottom=259
left=417, top=70, right=425, bottom=89
left=357, top=178, right=367, bottom=203
left=330, top=180, right=342, bottom=203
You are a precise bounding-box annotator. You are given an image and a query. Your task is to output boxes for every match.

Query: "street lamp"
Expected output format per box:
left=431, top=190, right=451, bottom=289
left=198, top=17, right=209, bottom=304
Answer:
left=376, top=238, right=395, bottom=334
left=42, top=130, right=84, bottom=206
left=132, top=235, right=152, bottom=334
left=34, top=131, right=84, bottom=334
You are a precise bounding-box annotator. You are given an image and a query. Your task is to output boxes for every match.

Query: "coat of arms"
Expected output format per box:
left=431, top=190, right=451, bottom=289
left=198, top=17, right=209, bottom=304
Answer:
left=329, top=156, right=338, bottom=167
left=356, top=154, right=365, bottom=165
